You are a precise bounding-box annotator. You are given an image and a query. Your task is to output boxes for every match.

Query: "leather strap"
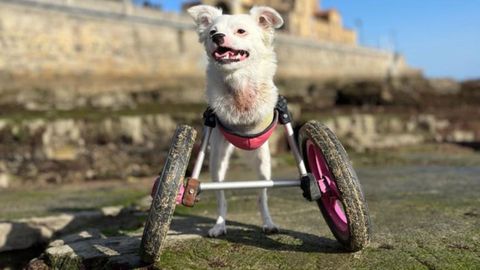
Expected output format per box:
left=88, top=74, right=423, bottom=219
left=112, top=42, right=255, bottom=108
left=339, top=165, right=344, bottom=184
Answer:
left=182, top=178, right=200, bottom=207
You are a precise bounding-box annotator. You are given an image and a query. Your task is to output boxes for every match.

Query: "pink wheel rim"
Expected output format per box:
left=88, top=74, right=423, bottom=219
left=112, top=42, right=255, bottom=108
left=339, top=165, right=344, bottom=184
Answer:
left=306, top=140, right=349, bottom=238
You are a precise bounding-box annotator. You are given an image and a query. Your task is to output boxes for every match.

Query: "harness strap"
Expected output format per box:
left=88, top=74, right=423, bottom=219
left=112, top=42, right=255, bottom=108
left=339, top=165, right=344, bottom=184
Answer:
left=217, top=111, right=278, bottom=151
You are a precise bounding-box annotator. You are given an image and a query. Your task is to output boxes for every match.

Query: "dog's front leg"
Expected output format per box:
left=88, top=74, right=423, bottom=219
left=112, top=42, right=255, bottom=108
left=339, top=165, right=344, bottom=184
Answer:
left=208, top=128, right=234, bottom=237
left=250, top=143, right=279, bottom=234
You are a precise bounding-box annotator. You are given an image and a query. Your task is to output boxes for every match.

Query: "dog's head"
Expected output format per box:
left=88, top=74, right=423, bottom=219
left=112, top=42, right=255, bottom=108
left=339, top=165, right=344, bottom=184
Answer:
left=188, top=5, right=283, bottom=70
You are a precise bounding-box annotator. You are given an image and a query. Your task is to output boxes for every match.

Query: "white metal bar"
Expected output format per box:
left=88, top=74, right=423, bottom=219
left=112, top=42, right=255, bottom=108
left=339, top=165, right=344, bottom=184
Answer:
left=200, top=180, right=300, bottom=191
left=284, top=123, right=308, bottom=176
left=191, top=127, right=212, bottom=179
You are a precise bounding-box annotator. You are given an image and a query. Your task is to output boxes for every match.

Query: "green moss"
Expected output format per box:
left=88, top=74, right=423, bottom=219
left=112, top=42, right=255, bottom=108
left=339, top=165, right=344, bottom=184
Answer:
left=0, top=182, right=147, bottom=220
left=47, top=257, right=83, bottom=270
left=3, top=144, right=480, bottom=269
left=348, top=143, right=480, bottom=167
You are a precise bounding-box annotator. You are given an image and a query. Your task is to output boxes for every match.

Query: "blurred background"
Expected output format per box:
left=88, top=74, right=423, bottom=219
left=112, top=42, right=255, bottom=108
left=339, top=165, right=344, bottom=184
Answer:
left=0, top=0, right=479, bottom=269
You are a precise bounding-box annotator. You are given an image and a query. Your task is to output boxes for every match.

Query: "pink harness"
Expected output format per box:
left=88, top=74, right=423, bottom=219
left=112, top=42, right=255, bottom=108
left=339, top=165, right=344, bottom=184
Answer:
left=218, top=111, right=278, bottom=151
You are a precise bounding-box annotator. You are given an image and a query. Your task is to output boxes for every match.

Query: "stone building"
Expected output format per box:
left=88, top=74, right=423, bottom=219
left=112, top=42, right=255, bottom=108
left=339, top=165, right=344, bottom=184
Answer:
left=184, top=0, right=356, bottom=45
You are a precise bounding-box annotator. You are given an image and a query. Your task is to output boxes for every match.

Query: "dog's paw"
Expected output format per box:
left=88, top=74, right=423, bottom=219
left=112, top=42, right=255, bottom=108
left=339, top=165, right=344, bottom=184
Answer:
left=208, top=223, right=227, bottom=238
left=262, top=223, right=279, bottom=235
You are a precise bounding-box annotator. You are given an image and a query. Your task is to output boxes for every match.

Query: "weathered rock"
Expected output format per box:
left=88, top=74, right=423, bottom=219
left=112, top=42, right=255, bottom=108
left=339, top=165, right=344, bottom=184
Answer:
left=145, top=114, right=177, bottom=145
left=460, top=79, right=480, bottom=103
left=0, top=161, right=11, bottom=189
left=0, top=222, right=45, bottom=253
left=429, top=78, right=461, bottom=95
left=45, top=236, right=146, bottom=269
left=0, top=173, right=10, bottom=189
left=447, top=130, right=476, bottom=142
left=321, top=114, right=427, bottom=151
left=416, top=114, right=451, bottom=140
left=42, top=120, right=84, bottom=161
left=35, top=214, right=206, bottom=269
left=0, top=111, right=182, bottom=183
left=48, top=229, right=105, bottom=248
left=0, top=120, right=7, bottom=131
left=90, top=93, right=134, bottom=109
left=136, top=196, right=153, bottom=212
left=120, top=116, right=144, bottom=144
left=90, top=146, right=131, bottom=179
left=335, top=81, right=392, bottom=106
left=1, top=95, right=478, bottom=186
left=0, top=206, right=133, bottom=252
left=25, top=258, right=50, bottom=270
left=26, top=119, right=46, bottom=134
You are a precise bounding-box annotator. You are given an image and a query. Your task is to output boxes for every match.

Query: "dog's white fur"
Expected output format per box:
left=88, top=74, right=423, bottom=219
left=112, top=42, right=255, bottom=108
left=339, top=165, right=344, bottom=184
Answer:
left=188, top=5, right=283, bottom=237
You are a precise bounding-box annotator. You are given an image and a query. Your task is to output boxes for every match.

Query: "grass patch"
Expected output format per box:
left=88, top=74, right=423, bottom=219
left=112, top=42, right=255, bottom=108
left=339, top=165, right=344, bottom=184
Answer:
left=0, top=181, right=149, bottom=220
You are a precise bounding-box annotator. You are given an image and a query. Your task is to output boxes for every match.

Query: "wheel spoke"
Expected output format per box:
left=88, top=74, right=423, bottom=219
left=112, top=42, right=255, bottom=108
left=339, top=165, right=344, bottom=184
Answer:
left=306, top=140, right=349, bottom=237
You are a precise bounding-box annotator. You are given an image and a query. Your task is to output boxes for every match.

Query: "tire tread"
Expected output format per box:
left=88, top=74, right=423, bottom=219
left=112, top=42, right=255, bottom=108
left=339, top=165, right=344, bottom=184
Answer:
left=299, top=121, right=371, bottom=251
left=140, top=125, right=197, bottom=265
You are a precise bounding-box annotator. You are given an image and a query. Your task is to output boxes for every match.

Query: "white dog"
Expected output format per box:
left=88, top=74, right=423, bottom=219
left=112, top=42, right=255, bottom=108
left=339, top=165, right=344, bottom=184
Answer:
left=187, top=5, right=284, bottom=237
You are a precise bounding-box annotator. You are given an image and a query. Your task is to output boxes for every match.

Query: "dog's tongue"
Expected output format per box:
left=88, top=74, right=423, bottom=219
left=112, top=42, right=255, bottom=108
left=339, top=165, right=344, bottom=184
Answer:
left=214, top=50, right=235, bottom=58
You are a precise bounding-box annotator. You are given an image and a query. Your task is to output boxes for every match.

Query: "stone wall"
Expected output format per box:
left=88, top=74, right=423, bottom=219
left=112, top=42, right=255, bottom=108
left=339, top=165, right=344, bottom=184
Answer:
left=0, top=0, right=206, bottom=103
left=275, top=35, right=411, bottom=80
left=0, top=0, right=417, bottom=107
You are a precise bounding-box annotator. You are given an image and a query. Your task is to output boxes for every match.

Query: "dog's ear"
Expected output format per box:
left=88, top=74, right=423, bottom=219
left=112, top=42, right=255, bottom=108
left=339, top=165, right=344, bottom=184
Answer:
left=250, top=6, right=284, bottom=30
left=187, top=5, right=222, bottom=32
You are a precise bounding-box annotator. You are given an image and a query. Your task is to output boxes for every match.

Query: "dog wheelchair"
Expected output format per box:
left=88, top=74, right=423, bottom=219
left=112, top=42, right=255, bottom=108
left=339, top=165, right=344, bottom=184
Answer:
left=140, top=96, right=371, bottom=265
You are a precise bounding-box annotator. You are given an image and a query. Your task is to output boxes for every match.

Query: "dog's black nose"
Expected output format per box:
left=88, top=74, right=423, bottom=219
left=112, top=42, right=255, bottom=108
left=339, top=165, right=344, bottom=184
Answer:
left=212, top=33, right=225, bottom=45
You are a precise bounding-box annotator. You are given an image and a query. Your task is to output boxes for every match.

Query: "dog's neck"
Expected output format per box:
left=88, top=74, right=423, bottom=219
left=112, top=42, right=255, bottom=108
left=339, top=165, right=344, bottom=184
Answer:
left=223, top=72, right=265, bottom=116
left=207, top=62, right=278, bottom=134
left=211, top=56, right=276, bottom=92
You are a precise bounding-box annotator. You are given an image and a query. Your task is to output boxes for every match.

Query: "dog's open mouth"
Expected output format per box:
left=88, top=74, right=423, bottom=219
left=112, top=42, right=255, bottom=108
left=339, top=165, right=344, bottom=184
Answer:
left=212, top=47, right=249, bottom=64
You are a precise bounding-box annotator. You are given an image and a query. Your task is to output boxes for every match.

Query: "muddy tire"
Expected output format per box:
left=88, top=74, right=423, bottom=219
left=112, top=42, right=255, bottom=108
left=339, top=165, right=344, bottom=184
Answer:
left=298, top=121, right=371, bottom=251
left=140, top=125, right=197, bottom=266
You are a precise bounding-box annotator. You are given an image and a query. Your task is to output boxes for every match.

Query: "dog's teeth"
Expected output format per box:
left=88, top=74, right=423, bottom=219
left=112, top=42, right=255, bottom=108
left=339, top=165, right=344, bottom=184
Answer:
left=213, top=48, right=248, bottom=63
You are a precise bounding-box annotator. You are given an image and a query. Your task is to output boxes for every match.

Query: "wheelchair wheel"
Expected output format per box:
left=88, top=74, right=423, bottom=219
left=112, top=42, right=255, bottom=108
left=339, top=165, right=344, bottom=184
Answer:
left=298, top=121, right=370, bottom=251
left=140, top=125, right=197, bottom=266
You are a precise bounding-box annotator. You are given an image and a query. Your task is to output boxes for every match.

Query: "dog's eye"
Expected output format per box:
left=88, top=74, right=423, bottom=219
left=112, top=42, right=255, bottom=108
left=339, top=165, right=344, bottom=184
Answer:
left=209, top=30, right=217, bottom=36
left=237, top=29, right=246, bottom=35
